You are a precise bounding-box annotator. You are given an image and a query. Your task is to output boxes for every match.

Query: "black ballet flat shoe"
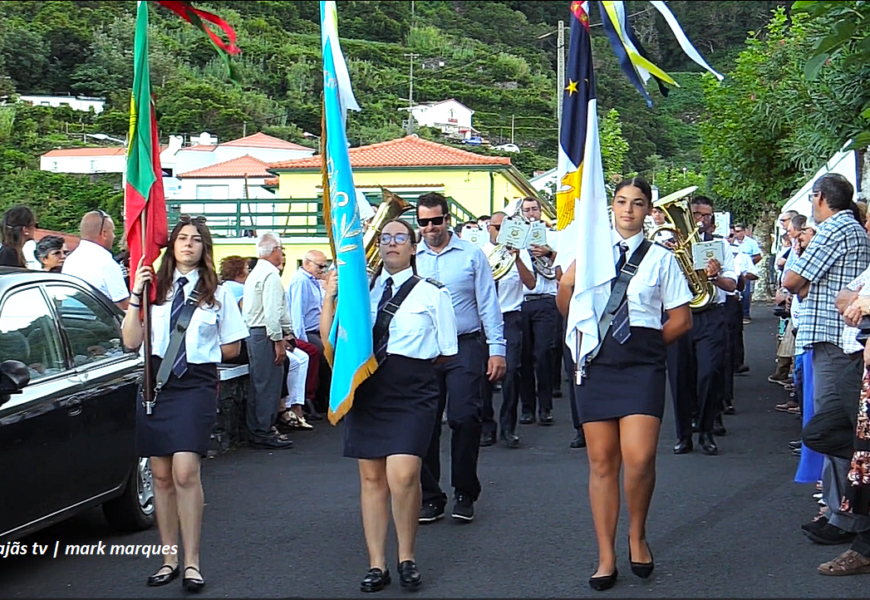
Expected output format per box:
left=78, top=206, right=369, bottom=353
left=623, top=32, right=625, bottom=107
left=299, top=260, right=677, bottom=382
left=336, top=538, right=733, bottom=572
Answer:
left=398, top=560, right=422, bottom=590
left=628, top=537, right=655, bottom=579
left=147, top=564, right=179, bottom=587
left=182, top=566, right=205, bottom=593
left=360, top=567, right=391, bottom=593
left=589, top=568, right=618, bottom=591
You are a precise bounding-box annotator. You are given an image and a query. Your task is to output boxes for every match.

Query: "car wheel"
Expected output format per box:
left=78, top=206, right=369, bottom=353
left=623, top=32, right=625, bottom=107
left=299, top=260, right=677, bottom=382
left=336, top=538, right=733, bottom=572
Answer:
left=102, top=457, right=156, bottom=532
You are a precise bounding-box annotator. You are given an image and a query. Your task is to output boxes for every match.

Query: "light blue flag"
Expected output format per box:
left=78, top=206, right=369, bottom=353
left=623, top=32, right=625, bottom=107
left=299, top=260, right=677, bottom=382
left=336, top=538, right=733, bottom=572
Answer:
left=320, top=0, right=376, bottom=424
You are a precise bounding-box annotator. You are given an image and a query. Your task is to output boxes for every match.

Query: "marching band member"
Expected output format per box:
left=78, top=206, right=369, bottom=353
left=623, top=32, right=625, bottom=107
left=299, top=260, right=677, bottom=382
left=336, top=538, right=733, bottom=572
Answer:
left=672, top=200, right=738, bottom=456
left=481, top=211, right=536, bottom=448
left=557, top=177, right=692, bottom=591
left=415, top=192, right=506, bottom=524
left=122, top=216, right=248, bottom=592
left=517, top=197, right=561, bottom=426
left=321, top=218, right=457, bottom=592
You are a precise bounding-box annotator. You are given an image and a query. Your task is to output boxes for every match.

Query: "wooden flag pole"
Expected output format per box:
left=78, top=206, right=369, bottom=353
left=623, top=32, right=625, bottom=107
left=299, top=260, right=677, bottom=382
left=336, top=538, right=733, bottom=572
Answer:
left=140, top=209, right=155, bottom=414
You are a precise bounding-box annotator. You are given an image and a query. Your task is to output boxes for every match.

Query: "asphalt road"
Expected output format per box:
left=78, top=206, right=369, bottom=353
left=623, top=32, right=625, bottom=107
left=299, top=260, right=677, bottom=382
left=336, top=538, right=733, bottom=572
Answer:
left=0, top=306, right=865, bottom=598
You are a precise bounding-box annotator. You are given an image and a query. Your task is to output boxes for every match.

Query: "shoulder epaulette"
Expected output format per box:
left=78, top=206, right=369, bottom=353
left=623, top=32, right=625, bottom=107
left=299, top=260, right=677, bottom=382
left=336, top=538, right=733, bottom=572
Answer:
left=653, top=241, right=671, bottom=251
left=424, top=277, right=445, bottom=289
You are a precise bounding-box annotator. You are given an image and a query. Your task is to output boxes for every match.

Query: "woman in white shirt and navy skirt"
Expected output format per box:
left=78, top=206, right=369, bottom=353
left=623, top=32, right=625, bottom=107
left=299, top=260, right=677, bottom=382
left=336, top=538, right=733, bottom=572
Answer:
left=321, top=218, right=458, bottom=593
left=557, top=178, right=693, bottom=591
left=122, top=216, right=248, bottom=593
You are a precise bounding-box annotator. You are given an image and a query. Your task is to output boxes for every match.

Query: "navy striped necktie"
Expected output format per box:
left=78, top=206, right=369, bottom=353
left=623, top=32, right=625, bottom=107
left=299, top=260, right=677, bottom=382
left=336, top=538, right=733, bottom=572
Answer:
left=170, top=277, right=189, bottom=378
left=374, top=278, right=393, bottom=363
left=612, top=243, right=628, bottom=290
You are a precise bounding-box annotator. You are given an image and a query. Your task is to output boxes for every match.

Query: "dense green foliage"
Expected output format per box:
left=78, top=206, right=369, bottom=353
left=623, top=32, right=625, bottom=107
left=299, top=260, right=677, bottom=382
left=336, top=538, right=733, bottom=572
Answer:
left=0, top=0, right=792, bottom=231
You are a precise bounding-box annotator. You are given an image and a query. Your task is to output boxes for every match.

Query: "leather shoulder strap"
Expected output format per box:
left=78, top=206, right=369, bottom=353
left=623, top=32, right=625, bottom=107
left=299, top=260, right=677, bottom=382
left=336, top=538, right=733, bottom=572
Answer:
left=154, top=284, right=201, bottom=393
left=373, top=276, right=422, bottom=346
left=588, top=239, right=653, bottom=363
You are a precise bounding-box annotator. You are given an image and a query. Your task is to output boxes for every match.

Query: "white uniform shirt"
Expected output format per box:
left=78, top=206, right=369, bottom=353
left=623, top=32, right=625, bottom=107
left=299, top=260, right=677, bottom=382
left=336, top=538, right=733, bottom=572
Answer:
left=370, top=267, right=459, bottom=360
left=481, top=242, right=525, bottom=313
left=726, top=247, right=758, bottom=296
left=146, top=269, right=248, bottom=364
left=62, top=239, right=129, bottom=303
left=698, top=235, right=738, bottom=304
left=611, top=231, right=693, bottom=329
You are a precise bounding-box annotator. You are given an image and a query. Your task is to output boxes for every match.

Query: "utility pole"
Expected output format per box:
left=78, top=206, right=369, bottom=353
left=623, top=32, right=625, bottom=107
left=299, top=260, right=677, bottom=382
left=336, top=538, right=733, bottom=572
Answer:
left=403, top=52, right=420, bottom=135
left=510, top=114, right=515, bottom=144
left=556, top=19, right=565, bottom=141
left=242, top=121, right=247, bottom=138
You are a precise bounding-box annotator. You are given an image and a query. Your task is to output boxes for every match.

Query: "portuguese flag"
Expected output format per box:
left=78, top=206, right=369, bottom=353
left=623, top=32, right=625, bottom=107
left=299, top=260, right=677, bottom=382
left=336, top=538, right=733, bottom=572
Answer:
left=125, top=0, right=168, bottom=301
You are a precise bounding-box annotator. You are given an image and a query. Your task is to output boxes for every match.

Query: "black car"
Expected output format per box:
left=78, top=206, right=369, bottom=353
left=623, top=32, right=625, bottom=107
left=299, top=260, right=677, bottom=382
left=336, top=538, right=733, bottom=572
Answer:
left=0, top=267, right=154, bottom=542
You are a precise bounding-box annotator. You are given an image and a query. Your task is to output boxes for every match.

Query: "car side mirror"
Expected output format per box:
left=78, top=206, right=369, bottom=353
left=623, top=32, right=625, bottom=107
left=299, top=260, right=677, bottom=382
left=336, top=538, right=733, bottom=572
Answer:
left=0, top=360, right=30, bottom=408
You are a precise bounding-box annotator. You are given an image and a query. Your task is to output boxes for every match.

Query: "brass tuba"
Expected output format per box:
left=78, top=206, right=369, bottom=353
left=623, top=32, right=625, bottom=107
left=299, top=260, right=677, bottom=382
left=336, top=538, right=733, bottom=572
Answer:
left=363, top=187, right=415, bottom=283
left=647, top=185, right=717, bottom=310
left=488, top=243, right=517, bottom=281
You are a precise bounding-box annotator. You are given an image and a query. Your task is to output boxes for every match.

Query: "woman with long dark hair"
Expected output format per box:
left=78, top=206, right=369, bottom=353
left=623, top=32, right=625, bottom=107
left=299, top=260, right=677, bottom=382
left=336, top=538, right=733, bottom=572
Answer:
left=557, top=177, right=693, bottom=591
left=0, top=205, right=37, bottom=268
left=320, top=218, right=458, bottom=593
left=121, top=216, right=247, bottom=592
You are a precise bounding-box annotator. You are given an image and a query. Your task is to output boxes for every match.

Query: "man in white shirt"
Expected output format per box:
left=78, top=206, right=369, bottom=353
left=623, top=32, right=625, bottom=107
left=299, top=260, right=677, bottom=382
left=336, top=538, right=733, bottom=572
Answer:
left=480, top=212, right=535, bottom=448
left=732, top=223, right=762, bottom=322
left=243, top=231, right=295, bottom=450
left=62, top=210, right=129, bottom=309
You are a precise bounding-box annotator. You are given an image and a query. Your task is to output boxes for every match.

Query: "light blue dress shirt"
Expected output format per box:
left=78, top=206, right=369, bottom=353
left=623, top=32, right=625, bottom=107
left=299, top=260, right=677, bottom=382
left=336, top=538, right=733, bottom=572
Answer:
left=416, top=233, right=506, bottom=357
left=370, top=267, right=459, bottom=360
left=286, top=268, right=325, bottom=341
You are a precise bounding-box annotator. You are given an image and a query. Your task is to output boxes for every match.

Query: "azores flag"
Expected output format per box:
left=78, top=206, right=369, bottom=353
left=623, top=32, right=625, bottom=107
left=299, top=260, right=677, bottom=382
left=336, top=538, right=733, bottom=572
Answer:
left=319, top=0, right=376, bottom=424
left=556, top=1, right=614, bottom=366
left=125, top=0, right=168, bottom=303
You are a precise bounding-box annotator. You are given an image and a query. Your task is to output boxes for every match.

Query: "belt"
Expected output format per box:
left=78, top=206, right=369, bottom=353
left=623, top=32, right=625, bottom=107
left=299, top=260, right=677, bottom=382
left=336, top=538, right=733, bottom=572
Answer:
left=691, top=302, right=724, bottom=315
left=524, top=294, right=555, bottom=302
left=458, top=331, right=481, bottom=341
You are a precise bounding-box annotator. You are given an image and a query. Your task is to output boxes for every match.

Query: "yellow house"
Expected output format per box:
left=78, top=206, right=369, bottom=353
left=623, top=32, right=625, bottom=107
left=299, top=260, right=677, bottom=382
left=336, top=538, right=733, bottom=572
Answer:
left=209, top=135, right=542, bottom=285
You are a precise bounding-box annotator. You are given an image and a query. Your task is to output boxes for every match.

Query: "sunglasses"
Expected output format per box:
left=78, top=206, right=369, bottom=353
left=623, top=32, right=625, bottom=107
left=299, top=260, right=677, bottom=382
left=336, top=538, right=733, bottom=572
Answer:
left=48, top=249, right=69, bottom=257
left=489, top=224, right=501, bottom=231
left=95, top=209, right=110, bottom=234
left=417, top=215, right=447, bottom=227
left=178, top=214, right=207, bottom=226
left=379, top=233, right=411, bottom=245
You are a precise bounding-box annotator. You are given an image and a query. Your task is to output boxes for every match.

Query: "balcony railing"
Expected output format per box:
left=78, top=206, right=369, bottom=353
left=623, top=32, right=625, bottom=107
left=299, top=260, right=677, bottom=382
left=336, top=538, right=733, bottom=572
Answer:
left=167, top=195, right=480, bottom=239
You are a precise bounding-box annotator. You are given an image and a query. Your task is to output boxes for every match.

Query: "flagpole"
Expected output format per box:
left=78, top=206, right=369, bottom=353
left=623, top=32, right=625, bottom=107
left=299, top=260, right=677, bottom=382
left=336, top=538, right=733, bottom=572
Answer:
left=140, top=209, right=154, bottom=413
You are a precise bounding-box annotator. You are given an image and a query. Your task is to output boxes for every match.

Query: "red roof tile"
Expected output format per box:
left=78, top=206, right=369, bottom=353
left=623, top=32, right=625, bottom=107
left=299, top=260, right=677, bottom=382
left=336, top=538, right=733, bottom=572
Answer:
left=221, top=132, right=314, bottom=152
left=269, top=135, right=511, bottom=170
left=264, top=177, right=279, bottom=187
left=178, top=155, right=273, bottom=178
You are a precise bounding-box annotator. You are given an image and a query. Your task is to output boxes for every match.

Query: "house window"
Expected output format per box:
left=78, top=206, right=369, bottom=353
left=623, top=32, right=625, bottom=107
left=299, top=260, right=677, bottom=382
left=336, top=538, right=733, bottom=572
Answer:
left=196, top=185, right=229, bottom=200
left=50, top=161, right=58, bottom=172
left=90, top=160, right=97, bottom=171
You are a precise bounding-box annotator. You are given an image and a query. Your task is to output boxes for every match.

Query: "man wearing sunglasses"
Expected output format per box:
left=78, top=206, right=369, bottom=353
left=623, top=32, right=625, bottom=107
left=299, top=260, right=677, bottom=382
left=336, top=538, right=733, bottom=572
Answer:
left=287, top=249, right=331, bottom=415
left=63, top=209, right=129, bottom=310
left=415, top=192, right=506, bottom=524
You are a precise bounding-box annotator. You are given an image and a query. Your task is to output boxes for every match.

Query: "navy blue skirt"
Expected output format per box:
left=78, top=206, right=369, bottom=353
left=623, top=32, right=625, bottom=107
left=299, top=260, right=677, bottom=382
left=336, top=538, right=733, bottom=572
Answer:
left=575, top=327, right=667, bottom=423
left=343, top=354, right=439, bottom=459
left=135, top=357, right=218, bottom=458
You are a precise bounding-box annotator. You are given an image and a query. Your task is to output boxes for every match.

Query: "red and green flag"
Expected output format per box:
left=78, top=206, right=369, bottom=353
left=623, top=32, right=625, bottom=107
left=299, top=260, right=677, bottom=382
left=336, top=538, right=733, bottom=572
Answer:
left=125, top=0, right=168, bottom=302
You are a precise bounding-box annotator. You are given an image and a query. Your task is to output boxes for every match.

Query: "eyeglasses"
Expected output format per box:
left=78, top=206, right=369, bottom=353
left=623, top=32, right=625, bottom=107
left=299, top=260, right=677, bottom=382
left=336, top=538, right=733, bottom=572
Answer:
left=379, top=232, right=411, bottom=245
left=48, top=249, right=69, bottom=257
left=417, top=215, right=447, bottom=227
left=307, top=259, right=328, bottom=270
left=692, top=212, right=713, bottom=220
left=178, top=214, right=207, bottom=226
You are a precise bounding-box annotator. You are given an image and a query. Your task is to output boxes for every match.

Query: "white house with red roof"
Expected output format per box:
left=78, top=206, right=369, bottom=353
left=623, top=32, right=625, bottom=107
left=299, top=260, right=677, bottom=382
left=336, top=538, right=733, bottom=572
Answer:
left=174, top=154, right=277, bottom=200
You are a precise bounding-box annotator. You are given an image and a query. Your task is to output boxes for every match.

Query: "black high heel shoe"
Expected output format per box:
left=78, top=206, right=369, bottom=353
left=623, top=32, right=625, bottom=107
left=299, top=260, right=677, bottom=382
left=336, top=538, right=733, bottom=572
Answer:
left=628, top=537, right=655, bottom=579
left=589, top=568, right=618, bottom=591
left=182, top=566, right=205, bottom=593
left=147, top=564, right=179, bottom=587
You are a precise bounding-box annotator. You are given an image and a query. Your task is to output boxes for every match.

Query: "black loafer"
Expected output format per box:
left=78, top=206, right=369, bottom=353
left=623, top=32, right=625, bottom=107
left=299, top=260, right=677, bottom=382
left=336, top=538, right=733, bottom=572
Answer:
left=398, top=560, right=422, bottom=590
left=147, top=564, right=179, bottom=587
left=360, top=567, right=391, bottom=592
